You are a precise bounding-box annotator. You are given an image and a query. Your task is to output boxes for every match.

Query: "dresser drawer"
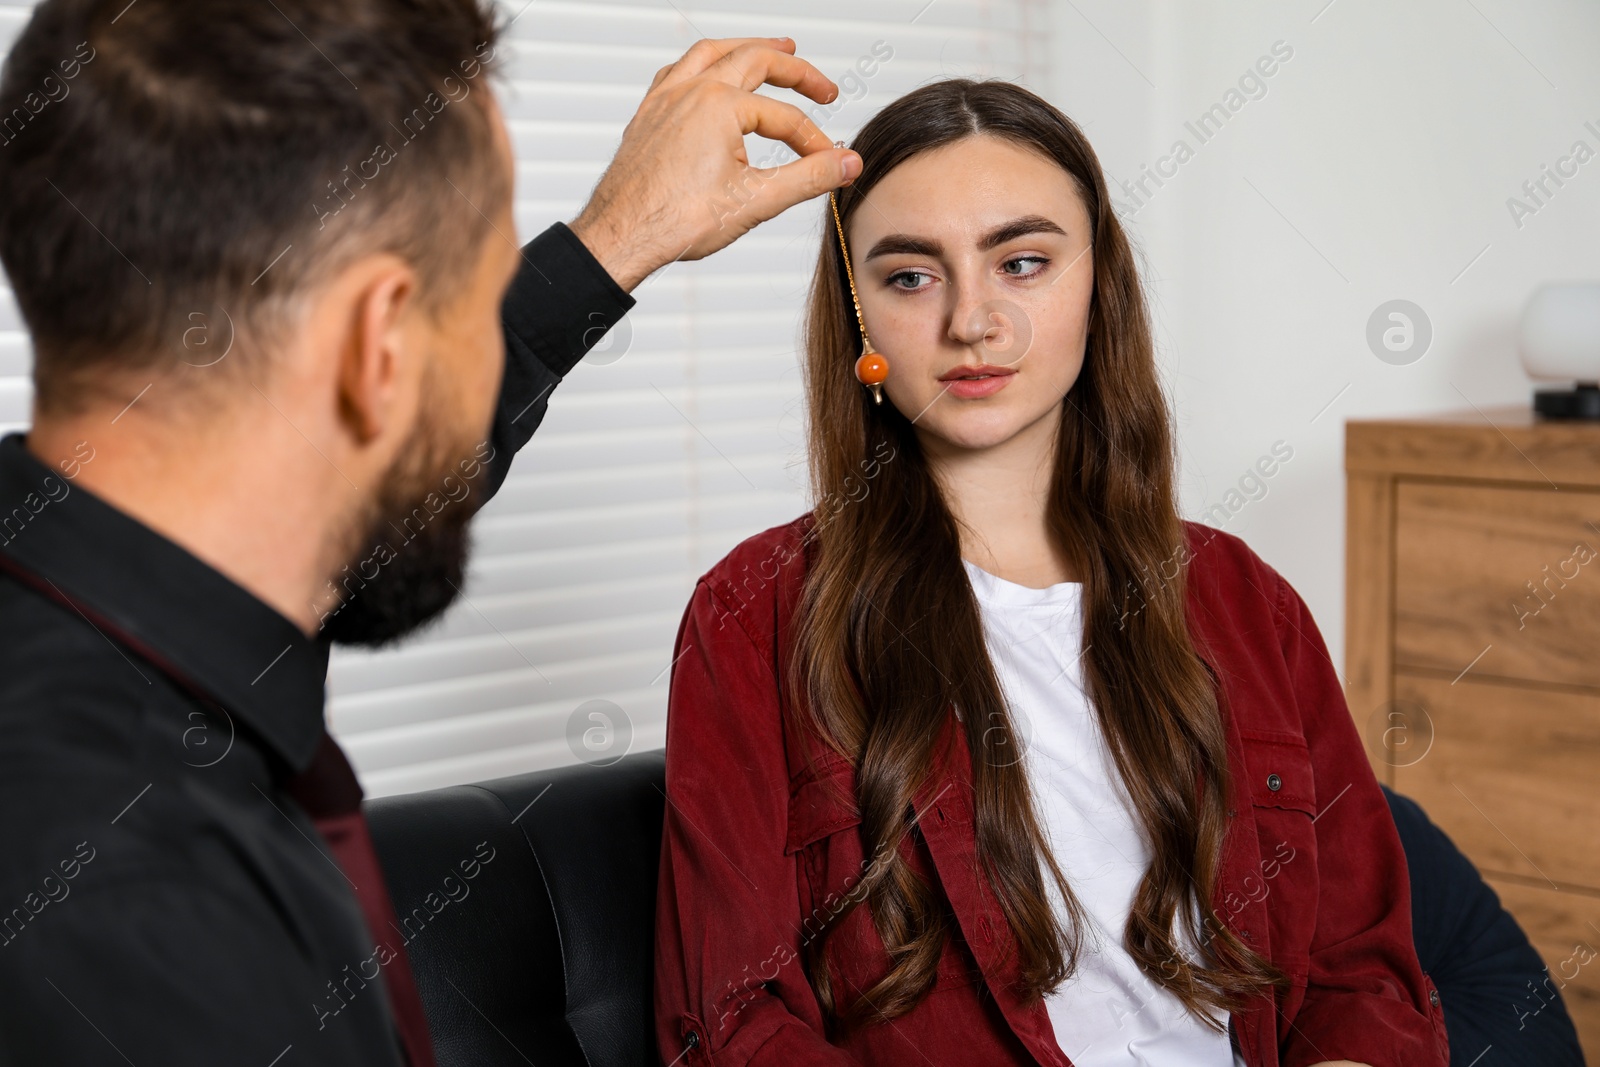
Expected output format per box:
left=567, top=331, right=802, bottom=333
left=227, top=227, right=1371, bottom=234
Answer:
left=1485, top=877, right=1600, bottom=1053
left=1391, top=674, right=1600, bottom=892
left=1395, top=481, right=1600, bottom=689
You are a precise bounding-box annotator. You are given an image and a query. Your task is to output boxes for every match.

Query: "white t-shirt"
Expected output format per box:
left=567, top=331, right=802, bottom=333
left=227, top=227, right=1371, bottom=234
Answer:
left=961, top=559, right=1245, bottom=1067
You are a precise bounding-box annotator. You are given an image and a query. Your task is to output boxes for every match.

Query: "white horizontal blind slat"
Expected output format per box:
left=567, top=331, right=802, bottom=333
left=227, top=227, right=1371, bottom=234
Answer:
left=0, top=0, right=1048, bottom=797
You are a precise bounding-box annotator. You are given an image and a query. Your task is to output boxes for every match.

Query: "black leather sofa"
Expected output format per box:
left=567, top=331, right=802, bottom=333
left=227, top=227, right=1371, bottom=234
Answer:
left=367, top=751, right=665, bottom=1067
left=366, top=750, right=1585, bottom=1067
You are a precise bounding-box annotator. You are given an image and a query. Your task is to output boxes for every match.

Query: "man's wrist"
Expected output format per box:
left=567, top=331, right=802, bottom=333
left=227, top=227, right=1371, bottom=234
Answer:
left=568, top=209, right=657, bottom=293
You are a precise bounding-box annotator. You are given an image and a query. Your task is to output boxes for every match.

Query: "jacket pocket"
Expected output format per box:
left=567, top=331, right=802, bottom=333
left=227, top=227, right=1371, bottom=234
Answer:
left=784, top=757, right=861, bottom=855
left=1239, top=732, right=1317, bottom=815
left=1232, top=732, right=1319, bottom=980
left=783, top=758, right=981, bottom=992
left=784, top=756, right=866, bottom=968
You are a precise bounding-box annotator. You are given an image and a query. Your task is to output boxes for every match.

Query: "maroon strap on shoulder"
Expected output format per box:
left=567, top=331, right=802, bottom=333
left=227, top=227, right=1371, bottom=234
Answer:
left=0, top=551, right=436, bottom=1067
left=287, top=733, right=438, bottom=1067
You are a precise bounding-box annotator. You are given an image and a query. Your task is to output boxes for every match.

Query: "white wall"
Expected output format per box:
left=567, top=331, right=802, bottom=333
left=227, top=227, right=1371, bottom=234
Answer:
left=1045, top=0, right=1600, bottom=672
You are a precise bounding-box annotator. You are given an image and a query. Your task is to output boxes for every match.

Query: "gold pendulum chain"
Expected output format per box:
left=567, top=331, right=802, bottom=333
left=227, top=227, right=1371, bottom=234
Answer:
left=829, top=188, right=874, bottom=356
left=828, top=141, right=888, bottom=405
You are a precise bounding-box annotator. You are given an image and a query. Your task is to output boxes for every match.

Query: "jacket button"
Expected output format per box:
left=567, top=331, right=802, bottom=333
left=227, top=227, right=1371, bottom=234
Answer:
left=1266, top=774, right=1282, bottom=792
left=685, top=1030, right=700, bottom=1050
left=1430, top=988, right=1440, bottom=1007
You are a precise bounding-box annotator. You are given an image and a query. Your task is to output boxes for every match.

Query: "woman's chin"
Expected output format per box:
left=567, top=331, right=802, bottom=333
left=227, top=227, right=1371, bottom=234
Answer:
left=910, top=407, right=1038, bottom=454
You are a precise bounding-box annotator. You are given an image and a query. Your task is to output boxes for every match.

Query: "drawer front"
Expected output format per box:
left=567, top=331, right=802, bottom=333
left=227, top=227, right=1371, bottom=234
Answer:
left=1395, top=481, right=1600, bottom=689
left=1391, top=674, right=1600, bottom=891
left=1485, top=877, right=1600, bottom=1058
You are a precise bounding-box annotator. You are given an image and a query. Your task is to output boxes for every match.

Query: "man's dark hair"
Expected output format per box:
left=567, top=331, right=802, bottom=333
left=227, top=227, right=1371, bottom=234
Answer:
left=0, top=0, right=506, bottom=415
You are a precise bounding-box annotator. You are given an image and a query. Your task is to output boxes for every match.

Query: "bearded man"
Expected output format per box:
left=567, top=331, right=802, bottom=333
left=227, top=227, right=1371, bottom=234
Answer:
left=0, top=1, right=860, bottom=1063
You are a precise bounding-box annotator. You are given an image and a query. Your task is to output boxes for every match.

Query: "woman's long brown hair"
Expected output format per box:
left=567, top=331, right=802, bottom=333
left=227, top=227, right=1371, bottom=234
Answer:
left=787, top=79, right=1284, bottom=1036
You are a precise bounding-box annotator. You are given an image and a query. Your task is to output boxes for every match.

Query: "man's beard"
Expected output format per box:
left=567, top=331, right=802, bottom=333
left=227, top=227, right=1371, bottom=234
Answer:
left=319, top=404, right=486, bottom=648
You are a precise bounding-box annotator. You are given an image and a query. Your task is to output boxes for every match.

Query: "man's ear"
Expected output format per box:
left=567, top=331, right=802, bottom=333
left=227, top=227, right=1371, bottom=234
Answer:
left=336, top=256, right=420, bottom=444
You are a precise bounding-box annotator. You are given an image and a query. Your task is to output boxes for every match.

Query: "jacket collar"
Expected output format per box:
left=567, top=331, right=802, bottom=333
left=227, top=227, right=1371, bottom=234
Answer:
left=0, top=432, right=328, bottom=773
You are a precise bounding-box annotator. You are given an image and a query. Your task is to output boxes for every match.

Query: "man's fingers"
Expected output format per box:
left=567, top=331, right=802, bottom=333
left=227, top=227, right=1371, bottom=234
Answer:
left=584, top=36, right=859, bottom=277
left=736, top=92, right=837, bottom=162
left=654, top=36, right=797, bottom=89
left=703, top=42, right=839, bottom=107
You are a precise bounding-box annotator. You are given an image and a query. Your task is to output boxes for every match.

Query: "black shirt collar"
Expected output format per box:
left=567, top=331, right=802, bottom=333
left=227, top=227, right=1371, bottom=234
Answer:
left=0, top=432, right=328, bottom=773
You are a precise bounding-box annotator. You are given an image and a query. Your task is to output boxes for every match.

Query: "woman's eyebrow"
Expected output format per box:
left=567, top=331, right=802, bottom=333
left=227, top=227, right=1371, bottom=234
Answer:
left=864, top=234, right=942, bottom=261
left=863, top=215, right=1068, bottom=262
left=977, top=214, right=1067, bottom=250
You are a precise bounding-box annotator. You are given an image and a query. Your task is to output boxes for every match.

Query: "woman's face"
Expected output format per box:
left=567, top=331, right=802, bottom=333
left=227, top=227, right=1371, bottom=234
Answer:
left=845, top=134, right=1094, bottom=453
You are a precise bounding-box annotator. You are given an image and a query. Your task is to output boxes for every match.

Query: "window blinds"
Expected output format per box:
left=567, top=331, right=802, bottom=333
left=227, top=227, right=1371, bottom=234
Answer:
left=0, top=0, right=1048, bottom=797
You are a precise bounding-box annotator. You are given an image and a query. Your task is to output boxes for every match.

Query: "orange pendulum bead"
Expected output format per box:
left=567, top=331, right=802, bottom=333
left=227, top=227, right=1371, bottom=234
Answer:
left=855, top=348, right=889, bottom=405
left=830, top=177, right=890, bottom=406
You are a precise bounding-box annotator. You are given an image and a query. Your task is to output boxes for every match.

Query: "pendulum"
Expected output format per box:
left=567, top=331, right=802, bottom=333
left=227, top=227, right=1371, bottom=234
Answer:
left=854, top=347, right=889, bottom=406
left=828, top=164, right=890, bottom=406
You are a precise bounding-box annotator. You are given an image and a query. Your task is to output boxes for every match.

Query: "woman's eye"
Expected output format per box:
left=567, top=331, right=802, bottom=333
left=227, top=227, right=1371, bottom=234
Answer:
left=1002, top=256, right=1050, bottom=278
left=887, top=270, right=933, bottom=291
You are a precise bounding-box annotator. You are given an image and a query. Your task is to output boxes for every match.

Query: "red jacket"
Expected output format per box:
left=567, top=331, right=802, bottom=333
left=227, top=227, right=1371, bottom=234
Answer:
left=653, top=514, right=1450, bottom=1067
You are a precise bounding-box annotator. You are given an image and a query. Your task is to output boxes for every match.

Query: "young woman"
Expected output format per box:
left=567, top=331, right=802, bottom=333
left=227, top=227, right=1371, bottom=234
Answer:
left=652, top=79, right=1448, bottom=1067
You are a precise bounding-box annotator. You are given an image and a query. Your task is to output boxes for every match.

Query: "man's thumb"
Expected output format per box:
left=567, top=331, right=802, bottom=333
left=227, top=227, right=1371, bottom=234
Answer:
left=754, top=148, right=862, bottom=220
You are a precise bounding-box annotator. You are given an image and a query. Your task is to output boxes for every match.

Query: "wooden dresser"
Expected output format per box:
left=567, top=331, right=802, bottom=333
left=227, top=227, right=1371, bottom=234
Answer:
left=1345, top=406, right=1600, bottom=1055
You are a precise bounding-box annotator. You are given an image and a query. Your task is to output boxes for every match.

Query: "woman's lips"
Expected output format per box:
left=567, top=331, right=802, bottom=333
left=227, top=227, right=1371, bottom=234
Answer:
left=939, top=365, right=1017, bottom=399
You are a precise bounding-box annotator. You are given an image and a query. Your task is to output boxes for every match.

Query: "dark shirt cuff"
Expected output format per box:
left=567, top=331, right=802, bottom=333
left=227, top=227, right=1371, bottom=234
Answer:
left=483, top=222, right=637, bottom=497
left=503, top=220, right=636, bottom=379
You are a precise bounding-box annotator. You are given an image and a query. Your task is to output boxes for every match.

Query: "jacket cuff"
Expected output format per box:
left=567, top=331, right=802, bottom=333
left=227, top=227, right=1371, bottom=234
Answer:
left=501, top=220, right=636, bottom=380
left=1280, top=988, right=1449, bottom=1067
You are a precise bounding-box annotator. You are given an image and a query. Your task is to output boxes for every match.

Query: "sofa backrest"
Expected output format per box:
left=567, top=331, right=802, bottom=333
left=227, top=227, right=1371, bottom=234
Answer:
left=367, top=750, right=666, bottom=1067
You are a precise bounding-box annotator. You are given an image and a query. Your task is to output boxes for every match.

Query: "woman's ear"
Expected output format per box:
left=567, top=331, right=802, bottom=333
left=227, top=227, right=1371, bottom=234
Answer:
left=336, top=257, right=419, bottom=444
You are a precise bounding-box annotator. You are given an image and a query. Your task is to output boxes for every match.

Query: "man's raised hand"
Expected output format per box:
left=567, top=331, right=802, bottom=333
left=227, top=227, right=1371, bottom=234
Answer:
left=569, top=37, right=863, bottom=291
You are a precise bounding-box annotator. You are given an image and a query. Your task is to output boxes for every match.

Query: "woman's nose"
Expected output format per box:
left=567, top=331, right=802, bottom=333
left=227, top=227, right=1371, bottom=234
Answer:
left=946, top=284, right=1032, bottom=368
left=946, top=278, right=997, bottom=346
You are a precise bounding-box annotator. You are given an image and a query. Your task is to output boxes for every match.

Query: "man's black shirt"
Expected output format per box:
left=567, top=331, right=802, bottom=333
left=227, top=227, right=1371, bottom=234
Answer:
left=0, top=222, right=633, bottom=1065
